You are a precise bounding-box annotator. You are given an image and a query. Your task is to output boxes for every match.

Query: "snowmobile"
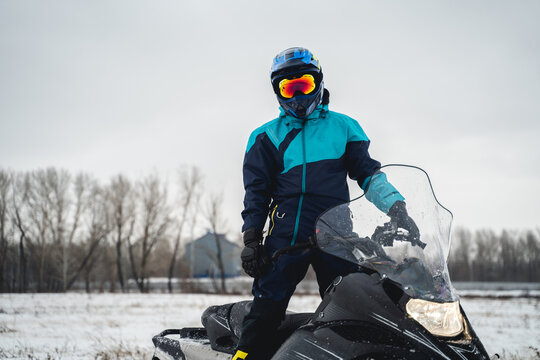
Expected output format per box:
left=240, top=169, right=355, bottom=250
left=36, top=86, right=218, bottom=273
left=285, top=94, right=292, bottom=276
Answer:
left=152, top=165, right=498, bottom=360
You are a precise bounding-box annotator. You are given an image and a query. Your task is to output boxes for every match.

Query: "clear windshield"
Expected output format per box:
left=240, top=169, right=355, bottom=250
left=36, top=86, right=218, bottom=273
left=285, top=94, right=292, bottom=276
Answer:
left=316, top=165, right=457, bottom=302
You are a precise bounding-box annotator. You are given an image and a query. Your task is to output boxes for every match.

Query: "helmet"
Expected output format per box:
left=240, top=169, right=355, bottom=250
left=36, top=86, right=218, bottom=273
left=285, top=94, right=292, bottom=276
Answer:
left=270, top=47, right=324, bottom=118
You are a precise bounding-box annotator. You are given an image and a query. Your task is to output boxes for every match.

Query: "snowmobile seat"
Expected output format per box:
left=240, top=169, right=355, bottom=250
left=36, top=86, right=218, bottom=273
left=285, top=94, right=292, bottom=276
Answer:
left=202, top=301, right=313, bottom=354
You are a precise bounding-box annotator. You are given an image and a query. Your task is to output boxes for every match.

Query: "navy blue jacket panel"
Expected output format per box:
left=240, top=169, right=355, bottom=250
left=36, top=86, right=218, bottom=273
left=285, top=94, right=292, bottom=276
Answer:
left=242, top=104, right=381, bottom=245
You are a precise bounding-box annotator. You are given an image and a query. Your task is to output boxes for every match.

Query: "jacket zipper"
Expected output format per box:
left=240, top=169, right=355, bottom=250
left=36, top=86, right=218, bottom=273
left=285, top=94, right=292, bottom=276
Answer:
left=291, top=120, right=307, bottom=245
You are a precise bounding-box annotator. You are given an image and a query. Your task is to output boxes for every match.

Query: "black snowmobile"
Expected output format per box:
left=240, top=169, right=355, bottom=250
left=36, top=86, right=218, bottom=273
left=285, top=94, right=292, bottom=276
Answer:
left=152, top=165, right=498, bottom=360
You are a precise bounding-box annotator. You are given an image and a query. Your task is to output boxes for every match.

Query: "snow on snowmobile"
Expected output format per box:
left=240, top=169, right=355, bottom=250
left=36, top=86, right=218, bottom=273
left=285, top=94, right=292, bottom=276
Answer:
left=152, top=165, right=498, bottom=360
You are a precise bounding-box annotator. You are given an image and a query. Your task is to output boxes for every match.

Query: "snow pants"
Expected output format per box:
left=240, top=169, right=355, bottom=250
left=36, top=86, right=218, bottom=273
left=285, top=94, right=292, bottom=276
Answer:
left=236, top=245, right=357, bottom=359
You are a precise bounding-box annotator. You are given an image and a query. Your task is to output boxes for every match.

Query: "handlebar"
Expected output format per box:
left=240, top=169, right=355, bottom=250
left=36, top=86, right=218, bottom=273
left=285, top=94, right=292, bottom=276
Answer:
left=271, top=237, right=317, bottom=262
left=372, top=221, right=427, bottom=249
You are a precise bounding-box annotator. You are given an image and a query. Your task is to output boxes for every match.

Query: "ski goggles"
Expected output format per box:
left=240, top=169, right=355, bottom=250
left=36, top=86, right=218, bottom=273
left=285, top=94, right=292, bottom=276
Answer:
left=278, top=74, right=317, bottom=99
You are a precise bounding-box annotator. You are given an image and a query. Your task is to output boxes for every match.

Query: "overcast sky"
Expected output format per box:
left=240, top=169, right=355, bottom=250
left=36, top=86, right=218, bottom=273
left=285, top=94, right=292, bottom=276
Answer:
left=1, top=0, right=539, bottom=235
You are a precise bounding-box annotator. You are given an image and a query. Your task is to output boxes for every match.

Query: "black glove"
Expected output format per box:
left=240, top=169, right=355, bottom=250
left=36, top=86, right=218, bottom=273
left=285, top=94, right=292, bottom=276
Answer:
left=241, top=228, right=271, bottom=278
left=387, top=201, right=423, bottom=248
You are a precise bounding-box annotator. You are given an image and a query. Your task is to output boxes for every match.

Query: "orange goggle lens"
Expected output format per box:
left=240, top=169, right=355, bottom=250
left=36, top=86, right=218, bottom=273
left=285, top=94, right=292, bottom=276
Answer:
left=279, top=74, right=316, bottom=99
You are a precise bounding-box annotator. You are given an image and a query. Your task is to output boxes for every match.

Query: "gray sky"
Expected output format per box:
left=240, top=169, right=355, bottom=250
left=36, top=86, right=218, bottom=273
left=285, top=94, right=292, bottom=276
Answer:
left=1, top=0, right=539, bottom=234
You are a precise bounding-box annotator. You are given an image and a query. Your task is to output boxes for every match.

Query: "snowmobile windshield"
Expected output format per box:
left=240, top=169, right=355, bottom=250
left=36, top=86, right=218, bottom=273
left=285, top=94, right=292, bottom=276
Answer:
left=315, top=165, right=457, bottom=302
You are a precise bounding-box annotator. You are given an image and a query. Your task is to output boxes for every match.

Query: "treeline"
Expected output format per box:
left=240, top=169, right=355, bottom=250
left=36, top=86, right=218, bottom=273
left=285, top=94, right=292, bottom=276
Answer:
left=448, top=227, right=540, bottom=282
left=1, top=166, right=539, bottom=293
left=0, top=166, right=232, bottom=294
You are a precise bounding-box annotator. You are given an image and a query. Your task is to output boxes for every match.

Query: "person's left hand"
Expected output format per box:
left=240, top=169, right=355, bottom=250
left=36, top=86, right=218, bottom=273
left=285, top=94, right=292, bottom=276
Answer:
left=388, top=201, right=421, bottom=245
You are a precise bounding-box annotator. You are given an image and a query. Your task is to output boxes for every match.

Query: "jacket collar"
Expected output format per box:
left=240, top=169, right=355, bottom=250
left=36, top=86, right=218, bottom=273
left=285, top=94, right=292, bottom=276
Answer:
left=279, top=104, right=329, bottom=123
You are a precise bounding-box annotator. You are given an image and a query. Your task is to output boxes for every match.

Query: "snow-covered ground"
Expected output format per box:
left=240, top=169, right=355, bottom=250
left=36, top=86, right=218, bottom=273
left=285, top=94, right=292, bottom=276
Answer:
left=0, top=293, right=538, bottom=359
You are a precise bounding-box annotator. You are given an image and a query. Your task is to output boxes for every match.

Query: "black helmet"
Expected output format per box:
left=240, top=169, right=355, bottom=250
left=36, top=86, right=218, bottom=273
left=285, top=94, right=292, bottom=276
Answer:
left=270, top=47, right=324, bottom=118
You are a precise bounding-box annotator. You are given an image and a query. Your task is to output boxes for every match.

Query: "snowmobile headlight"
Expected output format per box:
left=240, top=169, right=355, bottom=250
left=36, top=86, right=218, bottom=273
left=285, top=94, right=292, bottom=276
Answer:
left=406, top=299, right=463, bottom=337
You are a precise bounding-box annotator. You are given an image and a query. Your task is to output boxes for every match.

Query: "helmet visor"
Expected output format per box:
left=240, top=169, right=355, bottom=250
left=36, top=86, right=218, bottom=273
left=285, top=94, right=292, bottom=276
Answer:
left=278, top=74, right=316, bottom=99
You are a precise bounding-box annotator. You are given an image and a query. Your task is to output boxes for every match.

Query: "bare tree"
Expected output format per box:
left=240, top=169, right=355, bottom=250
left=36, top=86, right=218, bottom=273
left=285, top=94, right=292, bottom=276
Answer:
left=499, top=230, right=517, bottom=281
left=31, top=168, right=90, bottom=292
left=167, top=166, right=202, bottom=293
left=524, top=230, right=540, bottom=281
left=66, top=181, right=110, bottom=290
left=107, top=175, right=136, bottom=292
left=0, top=170, right=12, bottom=292
left=448, top=227, right=474, bottom=281
left=51, top=169, right=71, bottom=291
left=473, top=229, right=493, bottom=281
left=205, top=193, right=227, bottom=294
left=26, top=170, right=55, bottom=291
left=187, top=189, right=202, bottom=278
left=128, top=174, right=170, bottom=293
left=52, top=171, right=89, bottom=292
left=11, top=172, right=32, bottom=292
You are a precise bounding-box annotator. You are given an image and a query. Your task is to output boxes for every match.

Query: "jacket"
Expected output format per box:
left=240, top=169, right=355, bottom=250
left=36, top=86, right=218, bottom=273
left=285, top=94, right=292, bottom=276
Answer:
left=241, top=104, right=401, bottom=247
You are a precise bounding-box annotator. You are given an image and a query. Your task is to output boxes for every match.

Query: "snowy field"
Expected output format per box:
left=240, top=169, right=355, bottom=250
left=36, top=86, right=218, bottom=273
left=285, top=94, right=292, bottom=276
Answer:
left=0, top=293, right=538, bottom=359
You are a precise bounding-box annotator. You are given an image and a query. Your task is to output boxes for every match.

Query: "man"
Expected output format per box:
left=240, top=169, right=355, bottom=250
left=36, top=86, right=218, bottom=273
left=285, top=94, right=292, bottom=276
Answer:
left=233, top=47, right=418, bottom=360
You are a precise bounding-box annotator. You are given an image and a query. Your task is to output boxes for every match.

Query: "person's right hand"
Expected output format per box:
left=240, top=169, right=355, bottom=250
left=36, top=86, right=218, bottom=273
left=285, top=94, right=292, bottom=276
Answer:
left=241, top=228, right=271, bottom=278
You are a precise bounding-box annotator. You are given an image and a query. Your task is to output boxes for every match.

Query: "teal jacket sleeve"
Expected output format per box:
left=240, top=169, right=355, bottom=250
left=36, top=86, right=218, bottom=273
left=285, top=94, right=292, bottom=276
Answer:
left=362, top=172, right=405, bottom=214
